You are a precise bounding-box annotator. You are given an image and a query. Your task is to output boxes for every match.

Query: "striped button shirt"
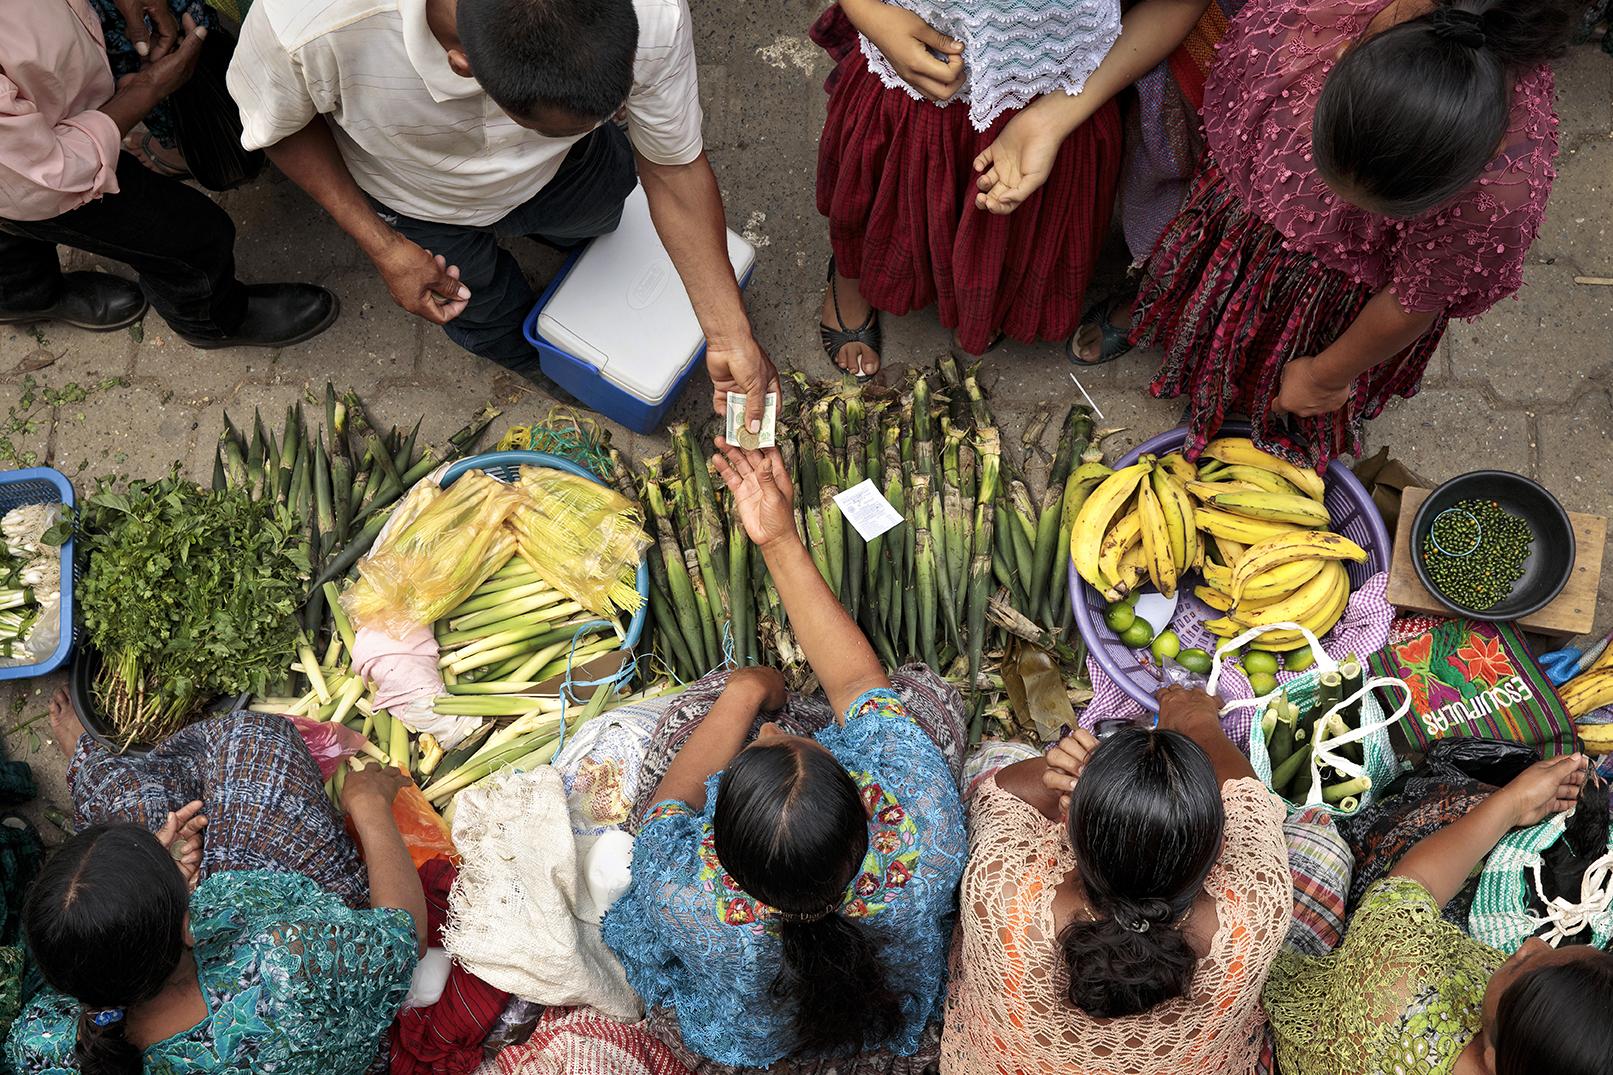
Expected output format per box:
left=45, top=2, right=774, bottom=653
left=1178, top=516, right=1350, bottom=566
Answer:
left=227, top=0, right=704, bottom=226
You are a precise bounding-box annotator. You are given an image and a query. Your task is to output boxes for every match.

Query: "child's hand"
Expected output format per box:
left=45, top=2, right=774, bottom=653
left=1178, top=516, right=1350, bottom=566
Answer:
left=973, top=110, right=1061, bottom=214
left=1276, top=356, right=1352, bottom=417
left=1042, top=728, right=1100, bottom=815
left=854, top=1, right=964, bottom=102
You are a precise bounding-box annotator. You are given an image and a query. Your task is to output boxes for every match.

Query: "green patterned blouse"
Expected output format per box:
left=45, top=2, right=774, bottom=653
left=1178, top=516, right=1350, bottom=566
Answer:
left=1264, top=876, right=1504, bottom=1075
left=3, top=871, right=416, bottom=1075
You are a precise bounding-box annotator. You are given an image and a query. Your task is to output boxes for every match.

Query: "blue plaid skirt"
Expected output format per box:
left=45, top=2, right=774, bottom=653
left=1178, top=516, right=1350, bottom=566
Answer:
left=68, top=710, right=368, bottom=907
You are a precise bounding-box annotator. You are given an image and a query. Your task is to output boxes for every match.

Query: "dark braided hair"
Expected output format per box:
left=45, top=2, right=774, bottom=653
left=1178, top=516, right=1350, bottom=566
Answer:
left=713, top=738, right=906, bottom=1054
left=1058, top=727, right=1224, bottom=1017
left=1312, top=0, right=1579, bottom=217
left=23, top=824, right=189, bottom=1075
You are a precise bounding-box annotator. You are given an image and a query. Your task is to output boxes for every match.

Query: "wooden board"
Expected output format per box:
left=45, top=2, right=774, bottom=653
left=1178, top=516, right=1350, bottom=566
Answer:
left=1387, top=486, right=1606, bottom=638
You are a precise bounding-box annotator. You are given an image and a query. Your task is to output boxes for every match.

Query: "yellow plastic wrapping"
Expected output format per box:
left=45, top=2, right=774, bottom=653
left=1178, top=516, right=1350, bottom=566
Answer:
left=511, top=467, right=649, bottom=617
left=342, top=471, right=524, bottom=637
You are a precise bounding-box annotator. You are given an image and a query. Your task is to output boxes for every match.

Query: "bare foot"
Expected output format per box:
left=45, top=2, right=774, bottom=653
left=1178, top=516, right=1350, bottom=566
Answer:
left=820, top=271, right=881, bottom=378
left=47, top=688, right=82, bottom=761
left=1070, top=301, right=1134, bottom=364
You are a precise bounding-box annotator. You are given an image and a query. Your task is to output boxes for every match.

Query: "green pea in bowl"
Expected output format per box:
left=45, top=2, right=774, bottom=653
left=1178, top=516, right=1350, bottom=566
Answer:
left=1411, top=470, right=1575, bottom=621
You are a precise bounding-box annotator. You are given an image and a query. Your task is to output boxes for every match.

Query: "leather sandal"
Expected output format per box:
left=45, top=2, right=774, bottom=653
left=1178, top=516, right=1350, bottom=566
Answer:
left=1066, top=296, right=1135, bottom=366
left=819, top=256, right=880, bottom=382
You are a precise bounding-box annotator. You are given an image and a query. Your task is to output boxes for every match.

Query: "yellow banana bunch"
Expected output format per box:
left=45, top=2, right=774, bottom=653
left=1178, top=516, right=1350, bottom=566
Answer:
left=1224, top=561, right=1348, bottom=630
left=1214, top=464, right=1306, bottom=497
left=1209, top=490, right=1332, bottom=528
left=1576, top=720, right=1613, bottom=753
left=1070, top=459, right=1153, bottom=590
left=1194, top=584, right=1234, bottom=612
left=1205, top=567, right=1351, bottom=647
left=1561, top=668, right=1613, bottom=719
left=1239, top=558, right=1326, bottom=603
left=1231, top=530, right=1368, bottom=602
left=1157, top=452, right=1198, bottom=486
left=1097, top=513, right=1144, bottom=598
left=1137, top=477, right=1179, bottom=597
left=1151, top=466, right=1198, bottom=576
left=1194, top=505, right=1303, bottom=547
left=1201, top=437, right=1327, bottom=501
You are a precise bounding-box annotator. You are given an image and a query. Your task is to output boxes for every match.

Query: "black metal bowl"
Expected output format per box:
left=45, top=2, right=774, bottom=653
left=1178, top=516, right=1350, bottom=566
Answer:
left=70, top=645, right=249, bottom=754
left=1411, top=470, right=1575, bottom=621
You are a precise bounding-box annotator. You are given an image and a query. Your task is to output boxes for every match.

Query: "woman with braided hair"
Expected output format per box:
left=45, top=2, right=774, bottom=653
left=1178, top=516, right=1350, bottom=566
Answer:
left=602, top=438, right=967, bottom=1075
left=1025, top=0, right=1578, bottom=472
left=940, top=685, right=1292, bottom=1074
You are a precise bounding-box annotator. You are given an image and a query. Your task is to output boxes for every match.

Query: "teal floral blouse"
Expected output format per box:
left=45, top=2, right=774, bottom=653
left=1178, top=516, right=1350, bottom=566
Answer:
left=4, top=871, right=416, bottom=1075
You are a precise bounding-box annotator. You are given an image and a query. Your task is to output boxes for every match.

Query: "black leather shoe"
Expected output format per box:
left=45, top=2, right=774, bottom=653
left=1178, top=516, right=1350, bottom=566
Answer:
left=178, top=283, right=340, bottom=350
left=0, top=271, right=147, bottom=332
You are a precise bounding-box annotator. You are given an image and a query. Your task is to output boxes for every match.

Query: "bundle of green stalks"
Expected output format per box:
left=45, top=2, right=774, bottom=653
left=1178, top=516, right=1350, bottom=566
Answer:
left=621, top=355, right=1101, bottom=744
left=254, top=580, right=678, bottom=815
left=1262, top=656, right=1370, bottom=809
left=211, top=383, right=501, bottom=644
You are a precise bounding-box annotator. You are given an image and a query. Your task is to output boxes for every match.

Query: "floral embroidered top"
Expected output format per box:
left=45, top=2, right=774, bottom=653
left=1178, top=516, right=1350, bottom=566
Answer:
left=1203, top=0, right=1557, bottom=318
left=601, top=688, right=968, bottom=1068
left=941, top=776, right=1291, bottom=1075
left=1264, top=876, right=1505, bottom=1075
left=5, top=871, right=417, bottom=1075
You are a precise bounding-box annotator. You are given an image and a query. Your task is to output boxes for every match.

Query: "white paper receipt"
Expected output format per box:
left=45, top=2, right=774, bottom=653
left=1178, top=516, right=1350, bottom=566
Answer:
left=833, top=479, right=904, bottom=542
left=724, top=392, right=778, bottom=450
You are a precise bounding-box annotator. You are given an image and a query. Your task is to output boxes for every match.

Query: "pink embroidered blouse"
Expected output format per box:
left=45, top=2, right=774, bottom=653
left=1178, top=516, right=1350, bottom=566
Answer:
left=1202, top=0, right=1558, bottom=319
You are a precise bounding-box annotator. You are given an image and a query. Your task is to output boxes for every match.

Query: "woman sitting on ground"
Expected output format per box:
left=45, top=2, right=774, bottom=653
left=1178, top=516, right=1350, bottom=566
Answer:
left=603, top=439, right=968, bottom=1075
left=1264, top=751, right=1613, bottom=1075
left=5, top=760, right=425, bottom=1075
left=941, top=685, right=1292, bottom=1075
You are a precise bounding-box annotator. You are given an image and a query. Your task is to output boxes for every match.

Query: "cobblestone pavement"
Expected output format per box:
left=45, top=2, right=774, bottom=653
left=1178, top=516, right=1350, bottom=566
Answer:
left=2, top=7, right=1609, bottom=821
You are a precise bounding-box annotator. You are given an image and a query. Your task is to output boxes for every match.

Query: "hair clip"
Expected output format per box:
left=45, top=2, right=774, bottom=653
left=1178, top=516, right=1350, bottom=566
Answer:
left=89, top=1008, right=125, bottom=1028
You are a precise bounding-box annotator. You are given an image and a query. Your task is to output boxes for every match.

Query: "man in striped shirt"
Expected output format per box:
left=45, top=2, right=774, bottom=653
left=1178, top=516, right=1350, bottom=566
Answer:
left=229, top=0, right=777, bottom=431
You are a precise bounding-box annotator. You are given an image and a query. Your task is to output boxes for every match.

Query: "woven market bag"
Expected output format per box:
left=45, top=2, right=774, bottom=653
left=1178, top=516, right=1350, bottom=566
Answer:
left=1469, top=789, right=1613, bottom=954
left=1212, top=621, right=1410, bottom=820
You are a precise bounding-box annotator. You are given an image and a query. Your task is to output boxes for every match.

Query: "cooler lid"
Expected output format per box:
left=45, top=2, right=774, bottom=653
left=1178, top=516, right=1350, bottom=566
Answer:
left=535, top=184, right=757, bottom=404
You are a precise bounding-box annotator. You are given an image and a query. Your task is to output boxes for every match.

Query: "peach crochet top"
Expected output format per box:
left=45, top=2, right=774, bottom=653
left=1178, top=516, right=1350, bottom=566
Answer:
left=940, top=776, right=1291, bottom=1075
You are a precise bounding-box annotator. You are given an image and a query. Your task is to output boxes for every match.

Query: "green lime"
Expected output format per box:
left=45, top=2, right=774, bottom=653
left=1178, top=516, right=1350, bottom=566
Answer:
left=1104, top=602, right=1137, bottom=633
left=1176, top=648, right=1213, bottom=674
left=1124, top=589, right=1142, bottom=607
left=1284, top=646, right=1318, bottom=673
left=1243, top=650, right=1280, bottom=677
left=1151, top=629, right=1181, bottom=662
left=1248, top=671, right=1279, bottom=696
left=1120, top=620, right=1155, bottom=648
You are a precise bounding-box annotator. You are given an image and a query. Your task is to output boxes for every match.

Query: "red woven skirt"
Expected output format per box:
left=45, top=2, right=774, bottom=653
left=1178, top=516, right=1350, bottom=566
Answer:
left=1132, top=160, right=1447, bottom=473
left=812, top=5, right=1122, bottom=354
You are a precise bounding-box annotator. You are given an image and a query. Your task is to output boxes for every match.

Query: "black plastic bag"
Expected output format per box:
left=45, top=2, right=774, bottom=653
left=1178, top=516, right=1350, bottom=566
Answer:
left=1532, top=775, right=1611, bottom=946
left=1339, top=738, right=1541, bottom=921
left=170, top=27, right=263, bottom=191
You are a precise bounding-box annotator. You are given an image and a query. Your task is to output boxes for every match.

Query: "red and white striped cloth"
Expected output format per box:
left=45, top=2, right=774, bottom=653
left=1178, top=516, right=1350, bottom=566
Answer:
left=486, top=1008, right=691, bottom=1075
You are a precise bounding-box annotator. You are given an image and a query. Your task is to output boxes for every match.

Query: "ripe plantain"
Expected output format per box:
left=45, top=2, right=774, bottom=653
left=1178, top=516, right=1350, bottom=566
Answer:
left=1231, top=530, right=1368, bottom=602
left=1216, top=464, right=1306, bottom=497
left=1560, top=668, right=1613, bottom=719
left=1153, top=465, right=1199, bottom=575
left=1202, top=437, right=1327, bottom=501
left=1230, top=561, right=1348, bottom=629
left=1195, top=505, right=1304, bottom=547
left=1210, top=490, right=1332, bottom=528
left=1071, top=460, right=1153, bottom=589
left=1157, top=452, right=1198, bottom=486
left=1096, top=512, right=1144, bottom=596
left=1137, top=477, right=1178, bottom=597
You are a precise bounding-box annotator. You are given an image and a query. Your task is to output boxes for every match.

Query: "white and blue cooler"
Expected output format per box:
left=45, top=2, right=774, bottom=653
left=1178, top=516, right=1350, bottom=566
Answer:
left=521, top=184, right=757, bottom=434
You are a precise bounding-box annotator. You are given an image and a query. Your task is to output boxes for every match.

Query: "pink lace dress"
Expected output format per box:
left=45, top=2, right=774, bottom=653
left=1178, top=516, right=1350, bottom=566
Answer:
left=939, top=776, right=1292, bottom=1075
left=1131, top=0, right=1557, bottom=472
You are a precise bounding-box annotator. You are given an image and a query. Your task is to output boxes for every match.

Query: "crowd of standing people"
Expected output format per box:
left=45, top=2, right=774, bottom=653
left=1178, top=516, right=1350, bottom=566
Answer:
left=1, top=0, right=1609, bottom=1072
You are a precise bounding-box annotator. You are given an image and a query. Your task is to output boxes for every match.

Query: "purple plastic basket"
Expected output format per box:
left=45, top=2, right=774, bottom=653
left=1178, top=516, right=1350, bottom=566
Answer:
left=1070, top=423, right=1391, bottom=713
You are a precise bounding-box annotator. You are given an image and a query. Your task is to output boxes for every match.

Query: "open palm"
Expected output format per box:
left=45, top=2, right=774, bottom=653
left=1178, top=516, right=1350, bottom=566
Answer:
left=711, top=439, right=796, bottom=548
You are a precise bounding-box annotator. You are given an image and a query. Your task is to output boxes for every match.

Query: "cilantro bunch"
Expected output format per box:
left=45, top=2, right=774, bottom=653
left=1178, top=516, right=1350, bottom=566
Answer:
left=78, top=473, right=305, bottom=747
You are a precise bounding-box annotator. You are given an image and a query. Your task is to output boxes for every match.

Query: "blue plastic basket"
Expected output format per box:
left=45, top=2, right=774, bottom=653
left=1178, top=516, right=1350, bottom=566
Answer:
left=440, top=450, right=650, bottom=653
left=0, top=467, right=75, bottom=680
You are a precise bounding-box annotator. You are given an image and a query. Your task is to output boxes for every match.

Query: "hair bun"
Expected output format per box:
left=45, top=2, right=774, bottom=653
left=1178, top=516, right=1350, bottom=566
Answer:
left=1429, top=7, right=1487, bottom=49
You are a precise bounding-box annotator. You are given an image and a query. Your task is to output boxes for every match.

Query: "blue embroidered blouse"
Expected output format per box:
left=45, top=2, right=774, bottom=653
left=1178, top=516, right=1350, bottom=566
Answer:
left=5, top=870, right=416, bottom=1075
left=602, top=688, right=967, bottom=1068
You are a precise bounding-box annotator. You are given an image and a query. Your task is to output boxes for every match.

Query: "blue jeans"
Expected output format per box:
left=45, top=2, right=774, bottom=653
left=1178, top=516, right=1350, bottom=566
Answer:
left=371, top=123, right=638, bottom=376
